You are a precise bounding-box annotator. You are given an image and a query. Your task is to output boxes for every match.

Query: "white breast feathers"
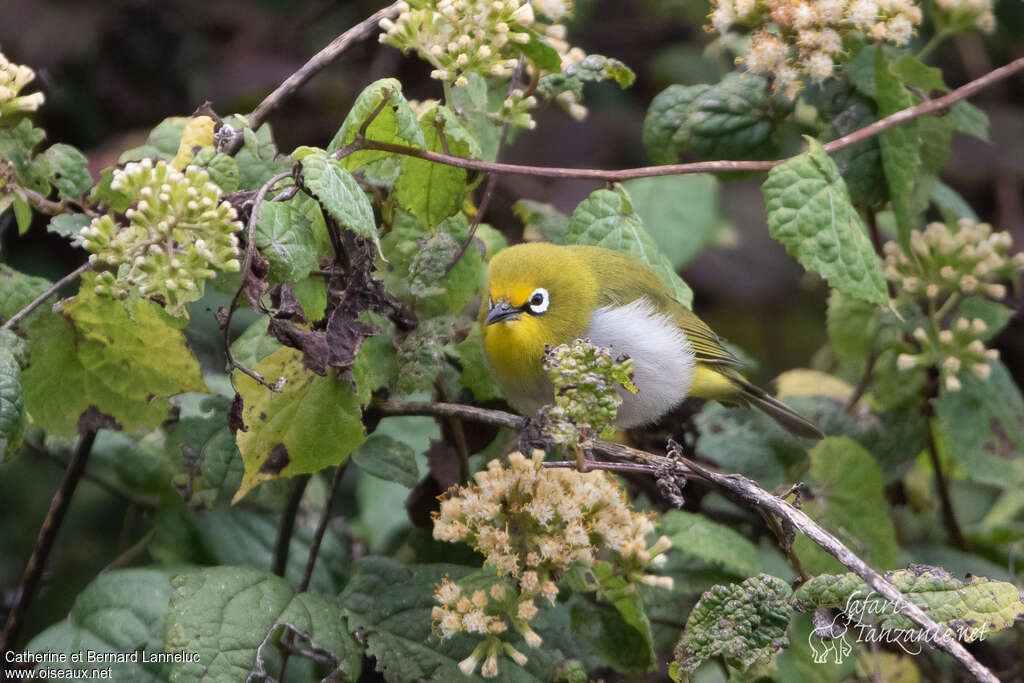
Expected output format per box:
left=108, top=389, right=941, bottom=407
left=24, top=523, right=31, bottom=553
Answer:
left=585, top=298, right=696, bottom=428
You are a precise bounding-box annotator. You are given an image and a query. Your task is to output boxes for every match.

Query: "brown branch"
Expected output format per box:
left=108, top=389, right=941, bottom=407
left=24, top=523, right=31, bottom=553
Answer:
left=342, top=56, right=1024, bottom=182
left=1, top=262, right=90, bottom=331
left=0, top=426, right=100, bottom=658
left=372, top=398, right=999, bottom=683
left=299, top=463, right=348, bottom=593
left=241, top=2, right=402, bottom=140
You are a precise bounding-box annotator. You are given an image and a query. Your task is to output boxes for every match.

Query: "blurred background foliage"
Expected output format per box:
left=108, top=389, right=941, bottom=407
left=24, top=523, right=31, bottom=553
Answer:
left=1, top=0, right=1023, bottom=665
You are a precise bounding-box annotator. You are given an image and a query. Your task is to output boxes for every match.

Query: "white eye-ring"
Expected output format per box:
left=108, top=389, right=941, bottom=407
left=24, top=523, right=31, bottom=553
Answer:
left=527, top=287, right=549, bottom=314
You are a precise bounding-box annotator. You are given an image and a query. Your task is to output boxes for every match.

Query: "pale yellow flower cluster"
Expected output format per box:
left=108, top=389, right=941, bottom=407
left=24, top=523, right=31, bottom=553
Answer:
left=434, top=451, right=667, bottom=578
left=934, top=0, right=996, bottom=33
left=887, top=219, right=1021, bottom=392
left=0, top=52, right=44, bottom=120
left=431, top=450, right=671, bottom=676
left=709, top=0, right=922, bottom=97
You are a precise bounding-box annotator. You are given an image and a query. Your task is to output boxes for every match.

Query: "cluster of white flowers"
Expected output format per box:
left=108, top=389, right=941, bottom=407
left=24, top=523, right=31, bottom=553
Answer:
left=709, top=0, right=923, bottom=97
left=884, top=219, right=1023, bottom=301
left=934, top=0, right=996, bottom=33
left=76, top=159, right=242, bottom=317
left=886, top=218, right=1022, bottom=392
left=0, top=52, right=44, bottom=119
left=432, top=450, right=672, bottom=676
left=379, top=0, right=584, bottom=126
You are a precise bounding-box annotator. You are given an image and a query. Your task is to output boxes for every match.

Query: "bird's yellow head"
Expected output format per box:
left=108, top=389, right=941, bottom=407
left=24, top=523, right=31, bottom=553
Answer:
left=480, top=243, right=599, bottom=390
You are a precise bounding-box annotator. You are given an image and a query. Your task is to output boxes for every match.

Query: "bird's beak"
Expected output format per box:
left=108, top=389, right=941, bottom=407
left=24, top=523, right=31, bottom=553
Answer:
left=485, top=300, right=520, bottom=325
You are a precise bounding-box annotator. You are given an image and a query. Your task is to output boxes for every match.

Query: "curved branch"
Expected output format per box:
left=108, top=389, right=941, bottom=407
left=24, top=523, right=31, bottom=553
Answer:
left=346, top=56, right=1024, bottom=182
left=243, top=2, right=402, bottom=136
left=373, top=398, right=999, bottom=683
left=1, top=262, right=90, bottom=331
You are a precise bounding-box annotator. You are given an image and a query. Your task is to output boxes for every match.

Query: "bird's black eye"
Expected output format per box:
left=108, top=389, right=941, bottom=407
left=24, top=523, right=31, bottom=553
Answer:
left=527, top=288, right=549, bottom=314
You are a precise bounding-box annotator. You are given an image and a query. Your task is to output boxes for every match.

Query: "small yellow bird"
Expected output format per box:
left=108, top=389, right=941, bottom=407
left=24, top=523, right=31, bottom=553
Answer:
left=480, top=243, right=824, bottom=439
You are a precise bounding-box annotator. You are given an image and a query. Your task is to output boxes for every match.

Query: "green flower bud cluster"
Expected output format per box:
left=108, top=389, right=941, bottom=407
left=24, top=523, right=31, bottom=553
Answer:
left=379, top=0, right=583, bottom=127
left=897, top=318, right=1000, bottom=392
left=883, top=218, right=1021, bottom=392
left=76, top=159, right=242, bottom=317
left=432, top=450, right=672, bottom=677
left=541, top=339, right=636, bottom=447
left=497, top=88, right=539, bottom=130
left=884, top=219, right=1022, bottom=301
left=0, top=52, right=45, bottom=120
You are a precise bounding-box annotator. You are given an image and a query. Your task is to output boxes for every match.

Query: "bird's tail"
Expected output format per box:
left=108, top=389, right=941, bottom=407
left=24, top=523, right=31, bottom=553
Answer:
left=734, top=376, right=824, bottom=440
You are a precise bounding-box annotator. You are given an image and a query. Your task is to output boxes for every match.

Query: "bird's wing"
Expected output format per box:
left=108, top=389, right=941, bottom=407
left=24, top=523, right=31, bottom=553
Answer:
left=566, top=245, right=742, bottom=367
left=661, top=296, right=744, bottom=368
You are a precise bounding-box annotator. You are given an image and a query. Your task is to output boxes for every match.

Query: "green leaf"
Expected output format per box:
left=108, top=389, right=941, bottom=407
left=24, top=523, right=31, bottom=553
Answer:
left=327, top=78, right=426, bottom=169
left=513, top=200, right=570, bottom=244
left=0, top=331, right=27, bottom=460
left=165, top=566, right=361, bottom=683
left=537, top=54, right=636, bottom=103
left=673, top=574, right=793, bottom=675
left=300, top=151, right=380, bottom=253
left=22, top=281, right=207, bottom=436
left=412, top=214, right=483, bottom=316
left=253, top=191, right=327, bottom=283
left=26, top=569, right=176, bottom=683
left=762, top=137, right=888, bottom=304
left=917, top=114, right=953, bottom=174
left=351, top=434, right=419, bottom=487
left=234, top=122, right=291, bottom=190
left=37, top=143, right=93, bottom=199
left=291, top=273, right=328, bottom=321
left=643, top=73, right=778, bottom=164
left=0, top=119, right=47, bottom=186
left=13, top=194, right=31, bottom=234
left=570, top=594, right=655, bottom=674
left=90, top=167, right=133, bottom=213
left=949, top=101, right=989, bottom=141
left=0, top=264, right=52, bottom=324
left=47, top=212, right=91, bottom=238
left=230, top=318, right=280, bottom=368
left=792, top=437, right=898, bottom=574
left=456, top=323, right=503, bottom=401
left=394, top=106, right=479, bottom=228
left=931, top=180, right=978, bottom=221
left=826, top=288, right=880, bottom=360
left=658, top=510, right=761, bottom=577
left=189, top=147, right=239, bottom=193
left=622, top=175, right=722, bottom=269
left=956, top=297, right=1014, bottom=341
left=891, top=55, right=946, bottom=92
left=341, top=558, right=559, bottom=681
left=793, top=565, right=1024, bottom=638
left=815, top=84, right=886, bottom=207
left=933, top=360, right=1024, bottom=489
left=119, top=117, right=189, bottom=163
left=516, top=27, right=562, bottom=72
left=875, top=49, right=920, bottom=247
left=233, top=346, right=367, bottom=501
left=565, top=187, right=693, bottom=307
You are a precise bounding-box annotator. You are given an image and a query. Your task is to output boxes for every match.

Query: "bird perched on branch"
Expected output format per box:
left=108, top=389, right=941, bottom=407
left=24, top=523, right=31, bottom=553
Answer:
left=480, top=242, right=823, bottom=439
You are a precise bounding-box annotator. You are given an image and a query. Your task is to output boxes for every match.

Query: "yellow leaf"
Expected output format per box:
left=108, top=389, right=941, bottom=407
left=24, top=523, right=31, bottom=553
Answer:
left=171, top=116, right=216, bottom=170
left=775, top=369, right=853, bottom=402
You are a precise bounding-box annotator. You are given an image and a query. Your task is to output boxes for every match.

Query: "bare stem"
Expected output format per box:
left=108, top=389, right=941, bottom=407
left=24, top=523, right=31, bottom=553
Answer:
left=372, top=398, right=999, bottom=683
left=272, top=474, right=311, bottom=577
left=235, top=1, right=402, bottom=149
left=299, top=463, right=348, bottom=593
left=0, top=427, right=99, bottom=658
left=1, top=262, right=91, bottom=331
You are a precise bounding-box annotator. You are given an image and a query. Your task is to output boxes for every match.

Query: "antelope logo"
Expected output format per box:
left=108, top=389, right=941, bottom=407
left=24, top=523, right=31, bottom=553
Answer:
left=808, top=612, right=853, bottom=664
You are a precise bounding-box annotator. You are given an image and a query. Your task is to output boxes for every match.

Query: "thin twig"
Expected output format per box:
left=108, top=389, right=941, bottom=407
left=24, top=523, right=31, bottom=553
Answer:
left=299, top=463, right=348, bottom=593
left=223, top=172, right=292, bottom=391
left=1, top=262, right=90, bottom=331
left=233, top=1, right=402, bottom=152
left=844, top=352, right=877, bottom=414
left=925, top=408, right=971, bottom=552
left=272, top=474, right=311, bottom=577
left=0, top=427, right=99, bottom=658
left=341, top=56, right=1024, bottom=183
left=372, top=398, right=999, bottom=683
left=444, top=55, right=525, bottom=275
